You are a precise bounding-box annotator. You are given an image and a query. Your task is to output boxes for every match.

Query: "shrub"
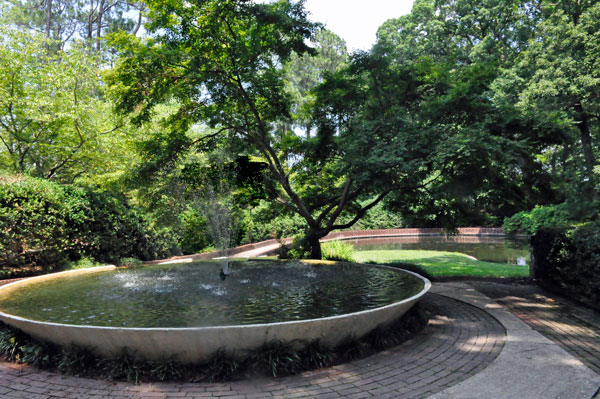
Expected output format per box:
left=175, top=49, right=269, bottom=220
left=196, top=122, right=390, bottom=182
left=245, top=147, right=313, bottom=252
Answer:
left=197, top=349, right=240, bottom=382
left=321, top=240, right=354, bottom=262
left=0, top=174, right=171, bottom=276
left=503, top=203, right=573, bottom=235
left=97, top=348, right=148, bottom=383
left=57, top=346, right=97, bottom=376
left=531, top=223, right=600, bottom=310
left=247, top=340, right=303, bottom=377
left=0, top=174, right=89, bottom=271
left=241, top=200, right=305, bottom=243
left=148, top=358, right=185, bottom=381
left=178, top=207, right=212, bottom=254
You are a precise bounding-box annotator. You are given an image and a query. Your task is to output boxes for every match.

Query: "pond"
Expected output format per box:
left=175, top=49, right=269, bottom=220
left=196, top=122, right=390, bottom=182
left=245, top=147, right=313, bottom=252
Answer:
left=345, top=235, right=530, bottom=264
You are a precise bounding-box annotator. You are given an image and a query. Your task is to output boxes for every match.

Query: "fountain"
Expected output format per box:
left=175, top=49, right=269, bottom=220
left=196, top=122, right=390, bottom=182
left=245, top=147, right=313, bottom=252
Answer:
left=0, top=260, right=430, bottom=362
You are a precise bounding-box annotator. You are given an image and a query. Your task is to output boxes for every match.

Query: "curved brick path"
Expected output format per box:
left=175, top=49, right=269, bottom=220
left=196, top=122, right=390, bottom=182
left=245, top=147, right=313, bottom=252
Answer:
left=0, top=292, right=505, bottom=399
left=470, top=282, right=600, bottom=376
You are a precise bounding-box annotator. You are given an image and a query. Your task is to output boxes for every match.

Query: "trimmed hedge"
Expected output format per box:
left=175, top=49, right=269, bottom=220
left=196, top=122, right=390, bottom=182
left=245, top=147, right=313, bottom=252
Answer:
left=531, top=223, right=600, bottom=310
left=0, top=175, right=170, bottom=276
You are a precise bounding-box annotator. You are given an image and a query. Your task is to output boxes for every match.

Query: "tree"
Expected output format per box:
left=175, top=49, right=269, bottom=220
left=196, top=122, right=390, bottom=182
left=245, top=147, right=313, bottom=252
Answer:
left=367, top=0, right=573, bottom=226
left=1, top=0, right=145, bottom=52
left=108, top=0, right=439, bottom=258
left=0, top=28, right=128, bottom=182
left=500, top=2, right=600, bottom=201
left=284, top=28, right=348, bottom=137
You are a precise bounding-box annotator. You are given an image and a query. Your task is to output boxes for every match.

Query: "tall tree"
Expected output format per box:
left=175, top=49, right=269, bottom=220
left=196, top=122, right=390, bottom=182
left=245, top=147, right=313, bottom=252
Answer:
left=1, top=0, right=145, bottom=52
left=0, top=28, right=127, bottom=182
left=502, top=1, right=600, bottom=201
left=108, top=0, right=444, bottom=258
left=284, top=28, right=347, bottom=137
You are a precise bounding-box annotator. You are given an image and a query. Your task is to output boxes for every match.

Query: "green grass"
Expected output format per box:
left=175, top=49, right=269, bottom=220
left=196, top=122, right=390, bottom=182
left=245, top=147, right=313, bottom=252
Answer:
left=353, top=249, right=530, bottom=279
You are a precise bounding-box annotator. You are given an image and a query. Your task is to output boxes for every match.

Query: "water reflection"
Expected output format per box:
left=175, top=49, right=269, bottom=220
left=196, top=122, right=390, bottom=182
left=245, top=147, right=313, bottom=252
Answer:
left=0, top=261, right=424, bottom=328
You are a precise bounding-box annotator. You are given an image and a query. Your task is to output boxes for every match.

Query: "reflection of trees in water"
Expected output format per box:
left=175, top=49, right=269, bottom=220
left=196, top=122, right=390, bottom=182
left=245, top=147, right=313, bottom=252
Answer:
left=1, top=262, right=422, bottom=327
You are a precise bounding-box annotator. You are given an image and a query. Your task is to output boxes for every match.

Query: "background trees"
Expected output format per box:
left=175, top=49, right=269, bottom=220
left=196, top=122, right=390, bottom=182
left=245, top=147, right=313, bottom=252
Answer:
left=0, top=0, right=598, bottom=267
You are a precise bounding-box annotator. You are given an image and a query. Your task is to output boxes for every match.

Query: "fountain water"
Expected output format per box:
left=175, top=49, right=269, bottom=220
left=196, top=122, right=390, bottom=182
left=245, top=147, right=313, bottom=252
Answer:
left=0, top=260, right=430, bottom=362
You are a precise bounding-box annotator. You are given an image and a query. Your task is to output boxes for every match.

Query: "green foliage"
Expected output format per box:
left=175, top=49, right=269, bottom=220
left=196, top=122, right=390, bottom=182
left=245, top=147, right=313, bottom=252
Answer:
left=0, top=327, right=24, bottom=362
left=364, top=325, right=398, bottom=350
left=278, top=236, right=311, bottom=260
left=248, top=340, right=303, bottom=377
left=0, top=27, right=135, bottom=183
left=334, top=335, right=368, bottom=362
left=64, top=257, right=104, bottom=270
left=0, top=174, right=170, bottom=276
left=503, top=204, right=574, bottom=235
left=19, top=342, right=57, bottom=369
left=0, top=174, right=88, bottom=271
left=242, top=200, right=306, bottom=244
left=98, top=348, right=148, bottom=383
left=178, top=207, right=212, bottom=254
left=321, top=240, right=354, bottom=262
left=57, top=346, right=97, bottom=376
left=532, top=223, right=600, bottom=309
left=298, top=339, right=334, bottom=370
left=148, top=358, right=185, bottom=382
left=198, top=349, right=240, bottom=383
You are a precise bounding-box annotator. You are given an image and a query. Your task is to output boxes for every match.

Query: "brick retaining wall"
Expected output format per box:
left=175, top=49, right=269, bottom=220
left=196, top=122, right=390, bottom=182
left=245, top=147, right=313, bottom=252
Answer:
left=147, top=227, right=508, bottom=263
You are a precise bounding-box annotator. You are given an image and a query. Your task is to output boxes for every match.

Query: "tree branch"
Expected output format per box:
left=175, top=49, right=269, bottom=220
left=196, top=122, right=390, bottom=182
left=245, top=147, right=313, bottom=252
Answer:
left=330, top=191, right=390, bottom=231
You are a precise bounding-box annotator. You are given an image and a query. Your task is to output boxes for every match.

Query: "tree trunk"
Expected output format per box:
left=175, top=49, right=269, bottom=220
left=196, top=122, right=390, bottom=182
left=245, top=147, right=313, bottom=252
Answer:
left=306, top=233, right=322, bottom=260
left=574, top=102, right=598, bottom=201
left=45, top=0, right=53, bottom=39
left=95, top=0, right=106, bottom=52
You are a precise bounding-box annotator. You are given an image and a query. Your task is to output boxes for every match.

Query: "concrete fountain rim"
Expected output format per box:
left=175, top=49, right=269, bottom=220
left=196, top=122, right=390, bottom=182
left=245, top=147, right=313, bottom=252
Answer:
left=0, top=259, right=431, bottom=332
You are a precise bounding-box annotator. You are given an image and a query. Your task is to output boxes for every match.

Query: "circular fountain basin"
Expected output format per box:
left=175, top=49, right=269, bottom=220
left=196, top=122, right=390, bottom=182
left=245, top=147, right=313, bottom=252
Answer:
left=0, top=260, right=430, bottom=362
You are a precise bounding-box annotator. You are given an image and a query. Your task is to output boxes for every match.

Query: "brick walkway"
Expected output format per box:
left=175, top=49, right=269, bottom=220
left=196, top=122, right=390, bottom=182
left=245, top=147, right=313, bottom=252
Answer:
left=471, top=282, right=600, bottom=376
left=0, top=292, right=505, bottom=399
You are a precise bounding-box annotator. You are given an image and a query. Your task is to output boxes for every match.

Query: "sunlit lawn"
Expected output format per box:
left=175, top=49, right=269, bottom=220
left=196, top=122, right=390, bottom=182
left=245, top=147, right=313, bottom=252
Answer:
left=353, top=249, right=530, bottom=278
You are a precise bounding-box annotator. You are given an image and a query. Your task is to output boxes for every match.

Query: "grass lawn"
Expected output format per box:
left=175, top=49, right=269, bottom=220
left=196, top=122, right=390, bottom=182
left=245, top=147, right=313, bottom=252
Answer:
left=353, top=249, right=530, bottom=279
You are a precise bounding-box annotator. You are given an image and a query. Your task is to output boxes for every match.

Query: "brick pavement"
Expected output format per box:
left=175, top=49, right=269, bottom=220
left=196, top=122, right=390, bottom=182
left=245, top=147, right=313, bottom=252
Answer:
left=471, top=281, right=600, bottom=376
left=0, top=292, right=505, bottom=399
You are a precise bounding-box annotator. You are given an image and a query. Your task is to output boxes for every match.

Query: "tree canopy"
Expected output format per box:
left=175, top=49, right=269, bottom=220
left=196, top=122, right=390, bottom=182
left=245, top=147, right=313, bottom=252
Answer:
left=1, top=0, right=598, bottom=262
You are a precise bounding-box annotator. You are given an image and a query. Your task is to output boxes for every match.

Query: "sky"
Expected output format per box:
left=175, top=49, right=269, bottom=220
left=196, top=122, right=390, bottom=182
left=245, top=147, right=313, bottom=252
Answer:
left=302, top=0, right=415, bottom=51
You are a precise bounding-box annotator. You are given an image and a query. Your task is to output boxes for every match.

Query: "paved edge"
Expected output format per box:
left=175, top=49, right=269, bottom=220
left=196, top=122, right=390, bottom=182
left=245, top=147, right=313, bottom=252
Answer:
left=429, top=282, right=600, bottom=399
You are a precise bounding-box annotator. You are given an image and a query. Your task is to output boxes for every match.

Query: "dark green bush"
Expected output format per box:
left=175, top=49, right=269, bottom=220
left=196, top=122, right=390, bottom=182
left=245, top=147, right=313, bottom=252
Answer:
left=57, top=346, right=97, bottom=376
left=197, top=349, right=240, bottom=382
left=531, top=223, right=600, bottom=310
left=247, top=340, right=303, bottom=377
left=97, top=348, right=149, bottom=383
left=0, top=174, right=171, bottom=276
left=0, top=175, right=89, bottom=271
left=178, top=207, right=212, bottom=254
left=241, top=200, right=305, bottom=243
left=148, top=358, right=185, bottom=381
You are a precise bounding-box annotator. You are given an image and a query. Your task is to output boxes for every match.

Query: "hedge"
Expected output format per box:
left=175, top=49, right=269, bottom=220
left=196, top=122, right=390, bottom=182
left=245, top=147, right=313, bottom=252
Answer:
left=531, top=223, right=600, bottom=310
left=0, top=175, right=171, bottom=276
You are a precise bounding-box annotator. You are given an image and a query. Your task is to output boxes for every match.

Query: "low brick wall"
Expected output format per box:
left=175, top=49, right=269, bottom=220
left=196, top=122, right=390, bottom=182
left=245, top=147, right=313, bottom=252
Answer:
left=147, top=227, right=506, bottom=263
left=322, top=227, right=505, bottom=241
